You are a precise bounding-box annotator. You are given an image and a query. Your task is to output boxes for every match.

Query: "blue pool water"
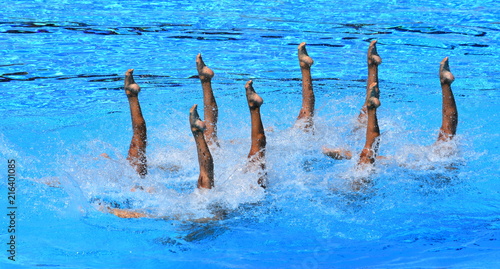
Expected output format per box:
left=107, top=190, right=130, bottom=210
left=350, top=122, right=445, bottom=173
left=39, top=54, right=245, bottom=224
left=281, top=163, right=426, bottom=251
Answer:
left=1, top=0, right=500, bottom=268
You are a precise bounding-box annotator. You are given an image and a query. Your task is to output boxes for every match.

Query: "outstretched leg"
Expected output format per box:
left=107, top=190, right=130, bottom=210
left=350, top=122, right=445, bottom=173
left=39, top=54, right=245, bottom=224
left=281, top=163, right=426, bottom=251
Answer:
left=358, top=83, right=381, bottom=165
left=437, top=57, right=458, bottom=142
left=245, top=80, right=267, bottom=187
left=125, top=69, right=147, bottom=177
left=190, top=104, right=214, bottom=189
left=358, top=40, right=382, bottom=125
left=322, top=147, right=353, bottom=160
left=196, top=53, right=219, bottom=146
left=296, top=42, right=315, bottom=130
left=323, top=40, right=382, bottom=159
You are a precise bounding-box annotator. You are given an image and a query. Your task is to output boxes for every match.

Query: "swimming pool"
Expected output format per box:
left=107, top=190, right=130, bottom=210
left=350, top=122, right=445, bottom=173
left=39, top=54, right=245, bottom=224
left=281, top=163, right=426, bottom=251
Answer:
left=1, top=0, right=499, bottom=267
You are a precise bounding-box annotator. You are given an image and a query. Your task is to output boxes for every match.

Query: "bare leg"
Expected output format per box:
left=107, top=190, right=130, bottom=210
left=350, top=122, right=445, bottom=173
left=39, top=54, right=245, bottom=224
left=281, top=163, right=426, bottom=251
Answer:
left=190, top=104, right=214, bottom=189
left=296, top=42, right=315, bottom=130
left=358, top=83, right=381, bottom=165
left=124, top=69, right=147, bottom=177
left=322, top=147, right=353, bottom=160
left=437, top=57, right=458, bottom=142
left=245, top=80, right=267, bottom=188
left=324, top=41, right=381, bottom=160
left=108, top=207, right=149, bottom=218
left=357, top=40, right=382, bottom=125
left=196, top=54, right=219, bottom=146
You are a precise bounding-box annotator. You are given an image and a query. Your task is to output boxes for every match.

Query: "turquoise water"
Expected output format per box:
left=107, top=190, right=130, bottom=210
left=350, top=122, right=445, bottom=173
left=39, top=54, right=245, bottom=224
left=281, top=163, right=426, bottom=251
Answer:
left=1, top=0, right=500, bottom=268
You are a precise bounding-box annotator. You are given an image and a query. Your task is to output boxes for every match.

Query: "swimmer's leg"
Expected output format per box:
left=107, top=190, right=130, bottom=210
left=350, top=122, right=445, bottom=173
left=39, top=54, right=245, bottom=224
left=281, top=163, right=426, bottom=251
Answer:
left=190, top=104, right=214, bottom=189
left=296, top=42, right=315, bottom=130
left=359, top=83, right=381, bottom=165
left=357, top=40, right=382, bottom=125
left=245, top=80, right=267, bottom=187
left=437, top=57, right=458, bottom=142
left=322, top=147, right=353, bottom=160
left=196, top=54, right=219, bottom=146
left=108, top=207, right=149, bottom=218
left=124, top=69, right=147, bottom=177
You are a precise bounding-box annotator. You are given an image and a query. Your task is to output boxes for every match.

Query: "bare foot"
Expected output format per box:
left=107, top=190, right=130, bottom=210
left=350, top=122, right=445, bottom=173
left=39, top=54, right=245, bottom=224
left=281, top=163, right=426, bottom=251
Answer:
left=439, top=57, right=455, bottom=85
left=245, top=80, right=264, bottom=109
left=298, top=42, right=314, bottom=68
left=189, top=104, right=206, bottom=133
left=196, top=53, right=215, bottom=81
left=124, top=69, right=141, bottom=97
left=367, top=40, right=382, bottom=66
left=367, top=82, right=381, bottom=109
